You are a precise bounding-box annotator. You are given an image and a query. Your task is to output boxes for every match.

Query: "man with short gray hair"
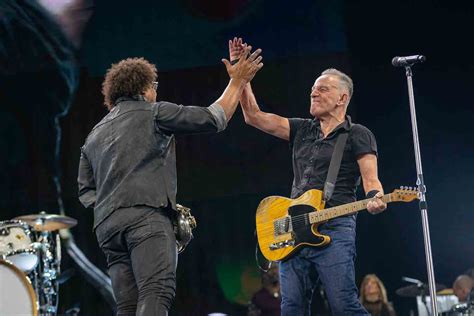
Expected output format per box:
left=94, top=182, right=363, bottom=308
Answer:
left=453, top=274, right=474, bottom=303
left=321, top=68, right=354, bottom=104
left=229, top=37, right=386, bottom=316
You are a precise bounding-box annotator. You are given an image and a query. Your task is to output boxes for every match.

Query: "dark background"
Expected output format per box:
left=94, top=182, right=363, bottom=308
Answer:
left=1, top=0, right=473, bottom=315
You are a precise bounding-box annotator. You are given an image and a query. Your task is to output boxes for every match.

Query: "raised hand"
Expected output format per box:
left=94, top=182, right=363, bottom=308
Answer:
left=229, top=37, right=246, bottom=62
left=222, top=45, right=263, bottom=83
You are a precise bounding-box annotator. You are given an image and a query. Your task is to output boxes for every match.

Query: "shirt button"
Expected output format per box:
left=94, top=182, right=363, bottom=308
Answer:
left=309, top=159, right=314, bottom=163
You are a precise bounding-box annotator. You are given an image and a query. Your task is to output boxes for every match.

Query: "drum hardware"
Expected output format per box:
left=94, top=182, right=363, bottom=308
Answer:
left=0, top=213, right=78, bottom=315
left=396, top=282, right=446, bottom=297
left=33, top=228, right=62, bottom=315
left=447, top=302, right=474, bottom=316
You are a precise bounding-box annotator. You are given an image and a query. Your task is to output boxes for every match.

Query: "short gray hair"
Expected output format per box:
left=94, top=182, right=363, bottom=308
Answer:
left=321, top=68, right=353, bottom=99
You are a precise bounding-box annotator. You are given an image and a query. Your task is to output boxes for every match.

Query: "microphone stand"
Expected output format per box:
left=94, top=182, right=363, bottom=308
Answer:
left=402, top=65, right=438, bottom=315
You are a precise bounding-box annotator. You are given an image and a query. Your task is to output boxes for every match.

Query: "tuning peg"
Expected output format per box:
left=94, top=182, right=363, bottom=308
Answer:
left=400, top=186, right=403, bottom=189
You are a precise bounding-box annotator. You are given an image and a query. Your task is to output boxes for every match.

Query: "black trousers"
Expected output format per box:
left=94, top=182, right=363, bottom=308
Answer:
left=98, top=207, right=177, bottom=316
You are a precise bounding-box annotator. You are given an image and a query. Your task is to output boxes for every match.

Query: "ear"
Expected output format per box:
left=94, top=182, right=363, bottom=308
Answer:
left=338, top=93, right=349, bottom=106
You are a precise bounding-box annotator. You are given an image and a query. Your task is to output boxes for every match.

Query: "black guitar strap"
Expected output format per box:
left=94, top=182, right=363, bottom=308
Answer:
left=323, top=126, right=352, bottom=203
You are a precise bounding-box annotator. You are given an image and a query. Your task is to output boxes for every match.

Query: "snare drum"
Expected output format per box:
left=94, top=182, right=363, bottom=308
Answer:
left=0, top=259, right=38, bottom=315
left=0, top=220, right=39, bottom=272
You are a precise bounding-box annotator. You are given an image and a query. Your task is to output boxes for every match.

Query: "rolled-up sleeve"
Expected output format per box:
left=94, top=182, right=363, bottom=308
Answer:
left=77, top=148, right=96, bottom=208
left=207, top=102, right=227, bottom=132
left=153, top=101, right=227, bottom=134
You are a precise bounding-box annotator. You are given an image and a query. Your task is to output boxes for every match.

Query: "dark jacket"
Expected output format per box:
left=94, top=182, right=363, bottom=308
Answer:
left=78, top=96, right=226, bottom=229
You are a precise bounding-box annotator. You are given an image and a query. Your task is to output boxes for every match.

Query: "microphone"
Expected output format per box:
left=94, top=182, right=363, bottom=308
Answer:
left=392, top=55, right=426, bottom=67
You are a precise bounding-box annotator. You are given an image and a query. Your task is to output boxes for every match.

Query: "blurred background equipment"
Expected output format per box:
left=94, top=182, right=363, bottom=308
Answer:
left=247, top=262, right=281, bottom=316
left=0, top=213, right=77, bottom=315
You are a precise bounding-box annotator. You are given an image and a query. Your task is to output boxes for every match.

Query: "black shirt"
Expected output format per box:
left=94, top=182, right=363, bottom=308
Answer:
left=289, top=116, right=377, bottom=208
left=78, top=96, right=226, bottom=230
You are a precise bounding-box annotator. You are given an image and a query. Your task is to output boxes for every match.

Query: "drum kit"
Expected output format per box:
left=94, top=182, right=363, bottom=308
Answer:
left=0, top=212, right=77, bottom=316
left=396, top=282, right=474, bottom=316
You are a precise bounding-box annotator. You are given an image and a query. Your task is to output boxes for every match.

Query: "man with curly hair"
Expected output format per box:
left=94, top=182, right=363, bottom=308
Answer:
left=78, top=48, right=263, bottom=316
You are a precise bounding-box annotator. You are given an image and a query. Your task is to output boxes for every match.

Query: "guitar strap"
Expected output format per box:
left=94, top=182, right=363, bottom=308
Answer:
left=323, top=123, right=353, bottom=203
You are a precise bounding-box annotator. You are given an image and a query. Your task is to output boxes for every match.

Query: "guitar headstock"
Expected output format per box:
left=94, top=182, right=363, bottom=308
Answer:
left=391, top=186, right=419, bottom=202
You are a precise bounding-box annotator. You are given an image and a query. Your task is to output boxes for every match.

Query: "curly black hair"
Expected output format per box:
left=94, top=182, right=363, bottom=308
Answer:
left=102, top=57, right=157, bottom=110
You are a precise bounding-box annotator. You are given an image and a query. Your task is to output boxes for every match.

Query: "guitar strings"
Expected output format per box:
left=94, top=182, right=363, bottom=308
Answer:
left=255, top=198, right=376, bottom=237
left=256, top=192, right=414, bottom=238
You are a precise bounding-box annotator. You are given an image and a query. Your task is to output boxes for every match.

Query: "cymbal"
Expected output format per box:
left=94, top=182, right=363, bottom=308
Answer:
left=396, top=283, right=446, bottom=297
left=14, top=213, right=77, bottom=231
left=437, top=288, right=454, bottom=295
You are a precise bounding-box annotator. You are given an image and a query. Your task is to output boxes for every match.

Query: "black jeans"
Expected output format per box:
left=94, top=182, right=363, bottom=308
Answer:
left=98, top=207, right=177, bottom=316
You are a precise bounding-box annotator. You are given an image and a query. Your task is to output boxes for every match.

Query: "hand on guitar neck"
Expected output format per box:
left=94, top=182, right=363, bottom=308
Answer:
left=366, top=191, right=387, bottom=215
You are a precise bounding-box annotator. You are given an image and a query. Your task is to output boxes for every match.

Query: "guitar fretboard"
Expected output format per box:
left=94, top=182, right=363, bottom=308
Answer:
left=308, top=194, right=393, bottom=224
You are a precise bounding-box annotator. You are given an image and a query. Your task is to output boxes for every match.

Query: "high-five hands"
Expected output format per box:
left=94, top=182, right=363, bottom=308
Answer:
left=222, top=39, right=263, bottom=83
left=229, top=37, right=246, bottom=62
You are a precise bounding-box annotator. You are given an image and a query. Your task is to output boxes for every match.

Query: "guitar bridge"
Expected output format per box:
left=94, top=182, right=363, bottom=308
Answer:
left=273, top=216, right=292, bottom=236
left=269, top=239, right=295, bottom=250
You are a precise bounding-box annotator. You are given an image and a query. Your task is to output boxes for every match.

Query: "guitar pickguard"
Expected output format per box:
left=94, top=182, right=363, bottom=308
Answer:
left=288, top=204, right=327, bottom=247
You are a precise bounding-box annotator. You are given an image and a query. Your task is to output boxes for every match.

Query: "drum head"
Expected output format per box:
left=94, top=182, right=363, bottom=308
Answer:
left=7, top=250, right=39, bottom=273
left=0, top=220, right=38, bottom=272
left=0, top=260, right=38, bottom=316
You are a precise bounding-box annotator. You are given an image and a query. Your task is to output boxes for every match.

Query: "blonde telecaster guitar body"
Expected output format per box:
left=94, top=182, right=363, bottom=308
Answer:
left=256, top=187, right=418, bottom=262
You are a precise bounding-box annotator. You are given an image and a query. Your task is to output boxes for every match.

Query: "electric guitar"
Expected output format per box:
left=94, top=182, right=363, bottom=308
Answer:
left=256, top=187, right=418, bottom=262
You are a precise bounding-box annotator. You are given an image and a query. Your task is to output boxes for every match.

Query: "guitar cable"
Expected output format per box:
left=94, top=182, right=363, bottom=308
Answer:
left=254, top=229, right=274, bottom=273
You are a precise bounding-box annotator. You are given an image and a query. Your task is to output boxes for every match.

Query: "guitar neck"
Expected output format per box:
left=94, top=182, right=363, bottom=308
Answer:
left=308, top=193, right=393, bottom=224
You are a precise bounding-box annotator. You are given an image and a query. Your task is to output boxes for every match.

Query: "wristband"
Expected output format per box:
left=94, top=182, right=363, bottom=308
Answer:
left=366, top=190, right=380, bottom=199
